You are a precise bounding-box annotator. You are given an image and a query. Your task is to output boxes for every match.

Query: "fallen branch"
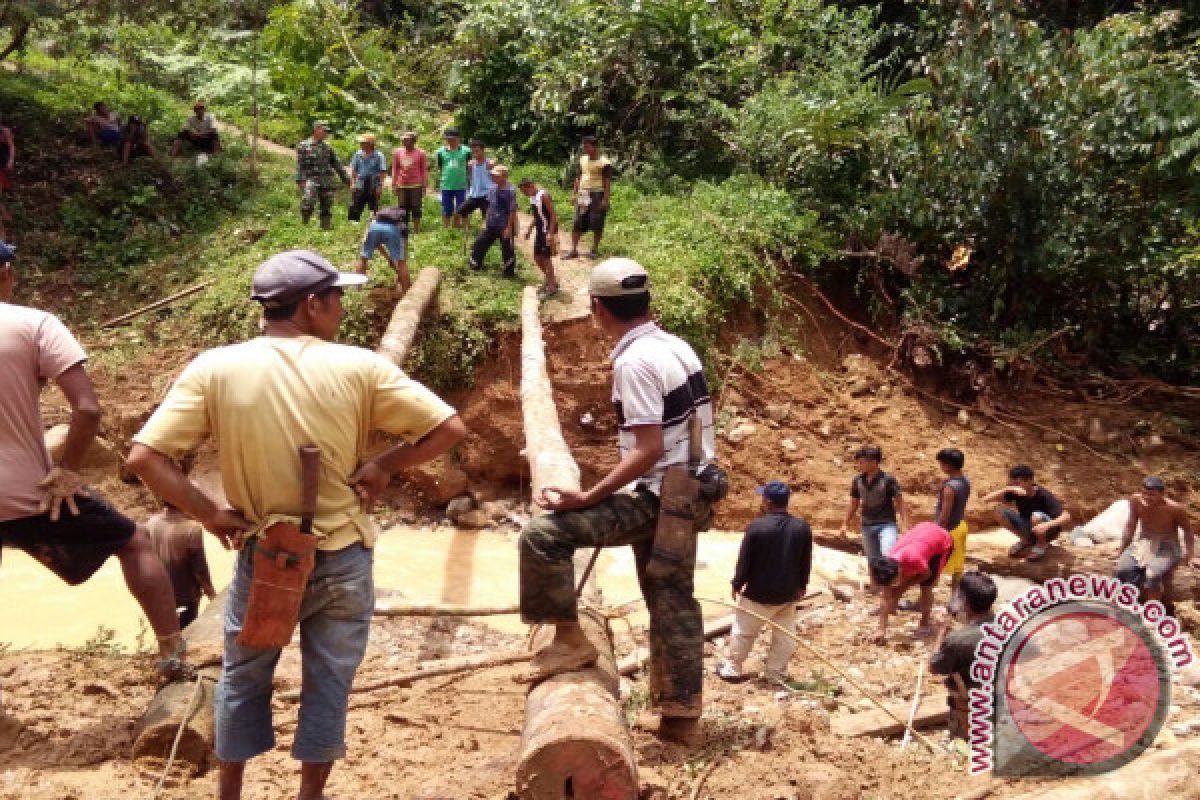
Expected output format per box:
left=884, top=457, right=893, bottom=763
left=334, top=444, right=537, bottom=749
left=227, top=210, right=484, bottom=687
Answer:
left=900, top=661, right=925, bottom=751
left=280, top=650, right=534, bottom=701
left=374, top=602, right=520, bottom=618
left=100, top=280, right=215, bottom=328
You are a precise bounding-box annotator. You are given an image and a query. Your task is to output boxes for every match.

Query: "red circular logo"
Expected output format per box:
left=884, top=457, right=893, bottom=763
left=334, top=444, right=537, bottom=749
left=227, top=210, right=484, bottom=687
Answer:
left=1004, top=611, right=1161, bottom=765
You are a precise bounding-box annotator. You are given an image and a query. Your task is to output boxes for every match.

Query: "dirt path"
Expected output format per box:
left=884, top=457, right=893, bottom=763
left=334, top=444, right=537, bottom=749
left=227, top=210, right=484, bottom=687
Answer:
left=509, top=208, right=596, bottom=322
left=214, top=119, right=296, bottom=159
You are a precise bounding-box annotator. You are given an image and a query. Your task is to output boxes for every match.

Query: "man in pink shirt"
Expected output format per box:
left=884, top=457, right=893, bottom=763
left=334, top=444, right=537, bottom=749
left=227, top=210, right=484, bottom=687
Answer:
left=390, top=131, right=428, bottom=233
left=869, top=521, right=953, bottom=644
left=0, top=242, right=186, bottom=679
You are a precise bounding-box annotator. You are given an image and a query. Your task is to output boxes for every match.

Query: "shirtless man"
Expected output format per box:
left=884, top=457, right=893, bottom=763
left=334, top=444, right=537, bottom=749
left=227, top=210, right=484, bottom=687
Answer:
left=1114, top=476, right=1194, bottom=603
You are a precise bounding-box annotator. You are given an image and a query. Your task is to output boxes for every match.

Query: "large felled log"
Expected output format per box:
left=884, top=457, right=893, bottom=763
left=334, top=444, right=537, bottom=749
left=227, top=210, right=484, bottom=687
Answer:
left=515, top=286, right=638, bottom=800
left=132, top=589, right=227, bottom=771
left=378, top=267, right=441, bottom=366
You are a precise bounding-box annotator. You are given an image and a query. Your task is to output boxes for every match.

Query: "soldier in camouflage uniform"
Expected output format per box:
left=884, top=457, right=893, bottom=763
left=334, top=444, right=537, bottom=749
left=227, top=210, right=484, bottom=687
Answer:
left=295, top=121, right=349, bottom=230
left=519, top=257, right=716, bottom=732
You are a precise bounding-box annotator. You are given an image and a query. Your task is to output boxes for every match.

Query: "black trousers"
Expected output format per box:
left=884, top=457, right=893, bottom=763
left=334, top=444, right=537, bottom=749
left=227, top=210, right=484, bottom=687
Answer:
left=348, top=186, right=381, bottom=221
left=469, top=226, right=516, bottom=274
left=457, top=195, right=489, bottom=220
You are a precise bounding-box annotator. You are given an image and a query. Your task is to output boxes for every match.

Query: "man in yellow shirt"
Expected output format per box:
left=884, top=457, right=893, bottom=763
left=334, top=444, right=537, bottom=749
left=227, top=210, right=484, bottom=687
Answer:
left=127, top=250, right=465, bottom=800
left=564, top=135, right=614, bottom=260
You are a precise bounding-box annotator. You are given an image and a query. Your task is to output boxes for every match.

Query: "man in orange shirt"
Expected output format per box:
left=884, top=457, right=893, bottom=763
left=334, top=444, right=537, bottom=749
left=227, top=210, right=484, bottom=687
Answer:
left=390, top=131, right=427, bottom=233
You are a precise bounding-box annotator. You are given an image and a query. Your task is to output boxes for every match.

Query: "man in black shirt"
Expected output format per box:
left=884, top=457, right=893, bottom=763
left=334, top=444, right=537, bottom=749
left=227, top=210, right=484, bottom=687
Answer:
left=717, top=481, right=812, bottom=684
left=982, top=464, right=1072, bottom=562
left=930, top=571, right=997, bottom=739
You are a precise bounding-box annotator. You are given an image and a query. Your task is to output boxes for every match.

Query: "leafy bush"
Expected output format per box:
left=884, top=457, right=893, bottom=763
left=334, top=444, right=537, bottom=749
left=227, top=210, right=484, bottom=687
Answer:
left=875, top=2, right=1200, bottom=379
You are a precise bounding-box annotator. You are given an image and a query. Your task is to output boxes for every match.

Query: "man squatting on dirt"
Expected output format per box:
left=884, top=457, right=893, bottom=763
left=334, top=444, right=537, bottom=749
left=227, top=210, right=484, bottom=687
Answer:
left=0, top=242, right=187, bottom=680
left=128, top=250, right=465, bottom=800
left=519, top=257, right=716, bottom=724
left=1114, top=476, right=1195, bottom=603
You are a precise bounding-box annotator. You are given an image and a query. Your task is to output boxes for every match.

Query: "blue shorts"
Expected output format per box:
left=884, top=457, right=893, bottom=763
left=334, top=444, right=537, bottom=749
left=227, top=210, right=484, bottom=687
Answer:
left=361, top=221, right=406, bottom=262
left=99, top=127, right=122, bottom=146
left=440, top=188, right=466, bottom=217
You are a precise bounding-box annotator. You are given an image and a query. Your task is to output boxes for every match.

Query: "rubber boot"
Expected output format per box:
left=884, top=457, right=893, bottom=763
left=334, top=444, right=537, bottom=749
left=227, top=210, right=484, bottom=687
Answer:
left=320, top=215, right=332, bottom=231
left=301, top=210, right=312, bottom=225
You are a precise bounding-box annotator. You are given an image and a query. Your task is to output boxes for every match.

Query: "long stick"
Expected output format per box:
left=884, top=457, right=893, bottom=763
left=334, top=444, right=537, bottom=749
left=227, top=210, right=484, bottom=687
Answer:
left=900, top=661, right=925, bottom=751
left=100, top=280, right=215, bottom=328
left=695, top=595, right=941, bottom=753
left=280, top=650, right=533, bottom=701
left=374, top=603, right=519, bottom=617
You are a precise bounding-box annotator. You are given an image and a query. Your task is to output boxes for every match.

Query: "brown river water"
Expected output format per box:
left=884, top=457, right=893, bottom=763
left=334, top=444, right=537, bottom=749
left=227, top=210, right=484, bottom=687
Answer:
left=0, top=526, right=870, bottom=651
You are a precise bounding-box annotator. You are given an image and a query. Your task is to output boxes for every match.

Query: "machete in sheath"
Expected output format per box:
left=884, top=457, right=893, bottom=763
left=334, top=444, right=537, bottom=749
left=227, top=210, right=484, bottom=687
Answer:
left=236, top=445, right=321, bottom=649
left=647, top=413, right=705, bottom=577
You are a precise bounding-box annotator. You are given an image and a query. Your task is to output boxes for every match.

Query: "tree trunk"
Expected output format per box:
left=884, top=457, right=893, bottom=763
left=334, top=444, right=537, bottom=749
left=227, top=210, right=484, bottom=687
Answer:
left=0, top=21, right=30, bottom=62
left=378, top=268, right=441, bottom=367
left=132, top=589, right=227, bottom=772
left=514, top=287, right=638, bottom=800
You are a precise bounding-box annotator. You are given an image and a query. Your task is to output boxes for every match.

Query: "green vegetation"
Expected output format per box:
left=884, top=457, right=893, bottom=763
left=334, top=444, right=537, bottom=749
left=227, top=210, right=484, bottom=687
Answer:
left=3, top=0, right=1196, bottom=385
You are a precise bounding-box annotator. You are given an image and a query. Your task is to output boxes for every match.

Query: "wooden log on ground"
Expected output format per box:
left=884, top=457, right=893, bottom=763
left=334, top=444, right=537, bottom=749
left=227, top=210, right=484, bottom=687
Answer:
left=378, top=267, right=441, bottom=366
left=374, top=602, right=520, bottom=617
left=515, top=286, right=638, bottom=800
left=132, top=589, right=227, bottom=772
left=830, top=693, right=949, bottom=738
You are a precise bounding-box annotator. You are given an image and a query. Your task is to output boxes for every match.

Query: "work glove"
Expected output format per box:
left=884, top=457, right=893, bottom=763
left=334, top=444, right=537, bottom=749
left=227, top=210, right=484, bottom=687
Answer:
left=37, top=467, right=90, bottom=522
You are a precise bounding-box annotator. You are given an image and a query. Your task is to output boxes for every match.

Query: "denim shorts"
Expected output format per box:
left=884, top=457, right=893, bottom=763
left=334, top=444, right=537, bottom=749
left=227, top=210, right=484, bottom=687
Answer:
left=215, top=542, right=374, bottom=763
left=440, top=188, right=466, bottom=216
left=862, top=522, right=899, bottom=562
left=361, top=221, right=407, bottom=262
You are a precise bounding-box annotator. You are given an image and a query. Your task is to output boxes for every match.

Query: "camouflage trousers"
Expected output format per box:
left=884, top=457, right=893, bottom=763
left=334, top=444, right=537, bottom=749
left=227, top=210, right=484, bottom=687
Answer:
left=300, top=179, right=335, bottom=223
left=519, top=488, right=704, bottom=712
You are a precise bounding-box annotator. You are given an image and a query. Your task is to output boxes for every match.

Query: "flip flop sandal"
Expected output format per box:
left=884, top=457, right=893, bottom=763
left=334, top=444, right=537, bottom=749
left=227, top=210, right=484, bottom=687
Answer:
left=1008, top=541, right=1032, bottom=558
left=157, top=637, right=195, bottom=684
left=897, top=598, right=920, bottom=612
left=561, top=251, right=579, bottom=260
left=1026, top=545, right=1049, bottom=562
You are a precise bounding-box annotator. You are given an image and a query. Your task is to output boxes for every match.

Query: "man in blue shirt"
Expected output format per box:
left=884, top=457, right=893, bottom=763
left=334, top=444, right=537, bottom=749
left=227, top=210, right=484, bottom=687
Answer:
left=348, top=134, right=387, bottom=222
left=455, top=138, right=495, bottom=225
left=467, top=164, right=517, bottom=276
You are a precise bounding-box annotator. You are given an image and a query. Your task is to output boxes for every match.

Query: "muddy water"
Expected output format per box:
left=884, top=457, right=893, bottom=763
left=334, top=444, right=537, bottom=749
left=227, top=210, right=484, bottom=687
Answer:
left=0, top=526, right=766, bottom=649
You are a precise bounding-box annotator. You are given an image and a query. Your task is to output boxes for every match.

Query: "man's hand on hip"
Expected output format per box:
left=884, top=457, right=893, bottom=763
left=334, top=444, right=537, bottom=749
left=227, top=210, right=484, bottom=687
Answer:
left=200, top=507, right=253, bottom=550
left=349, top=461, right=392, bottom=513
left=36, top=467, right=89, bottom=521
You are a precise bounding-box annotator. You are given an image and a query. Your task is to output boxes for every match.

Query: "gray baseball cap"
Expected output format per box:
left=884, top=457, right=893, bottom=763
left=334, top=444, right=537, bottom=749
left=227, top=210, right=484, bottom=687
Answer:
left=589, top=257, right=650, bottom=297
left=250, top=250, right=367, bottom=308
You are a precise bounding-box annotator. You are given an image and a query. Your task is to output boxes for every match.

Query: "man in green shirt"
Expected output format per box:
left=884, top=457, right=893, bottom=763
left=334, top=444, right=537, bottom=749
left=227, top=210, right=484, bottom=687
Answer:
left=295, top=121, right=350, bottom=230
left=434, top=128, right=469, bottom=228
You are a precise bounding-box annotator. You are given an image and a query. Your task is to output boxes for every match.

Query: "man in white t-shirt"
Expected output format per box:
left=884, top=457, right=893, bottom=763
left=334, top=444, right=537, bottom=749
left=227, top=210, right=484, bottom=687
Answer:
left=519, top=257, right=715, bottom=728
left=171, top=101, right=220, bottom=156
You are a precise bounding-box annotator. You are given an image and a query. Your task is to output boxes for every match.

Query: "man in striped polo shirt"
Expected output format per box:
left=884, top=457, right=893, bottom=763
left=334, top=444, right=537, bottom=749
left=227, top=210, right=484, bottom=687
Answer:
left=519, top=258, right=715, bottom=728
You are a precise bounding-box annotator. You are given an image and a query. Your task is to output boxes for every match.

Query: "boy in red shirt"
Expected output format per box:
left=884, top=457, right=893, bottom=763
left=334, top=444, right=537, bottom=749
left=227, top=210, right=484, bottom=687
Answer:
left=869, top=521, right=953, bottom=644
